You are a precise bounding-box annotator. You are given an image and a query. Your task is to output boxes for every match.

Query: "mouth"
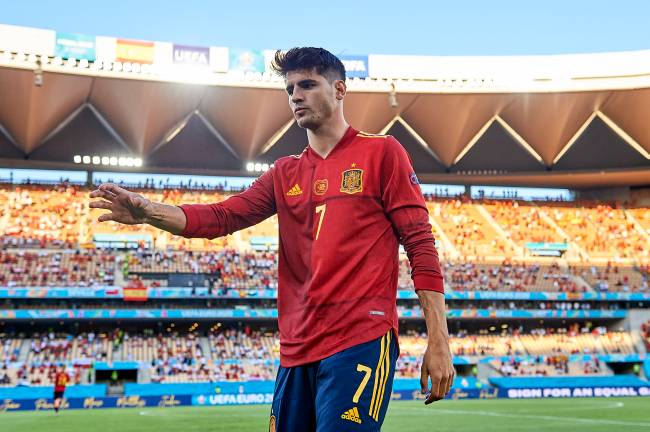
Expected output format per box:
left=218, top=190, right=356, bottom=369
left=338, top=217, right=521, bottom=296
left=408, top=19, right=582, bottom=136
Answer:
left=294, top=107, right=307, bottom=114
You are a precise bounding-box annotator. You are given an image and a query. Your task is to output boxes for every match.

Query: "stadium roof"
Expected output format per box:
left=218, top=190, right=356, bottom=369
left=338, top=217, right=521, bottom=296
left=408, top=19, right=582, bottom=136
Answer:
left=0, top=49, right=649, bottom=188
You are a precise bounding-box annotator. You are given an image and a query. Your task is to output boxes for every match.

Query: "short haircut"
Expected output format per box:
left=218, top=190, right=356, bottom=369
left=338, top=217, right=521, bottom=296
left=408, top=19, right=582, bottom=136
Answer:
left=271, top=47, right=346, bottom=82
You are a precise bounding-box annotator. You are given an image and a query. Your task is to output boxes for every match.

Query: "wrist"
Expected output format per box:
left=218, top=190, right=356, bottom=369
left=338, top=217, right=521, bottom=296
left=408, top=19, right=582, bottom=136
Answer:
left=427, top=328, right=449, bottom=345
left=143, top=200, right=159, bottom=225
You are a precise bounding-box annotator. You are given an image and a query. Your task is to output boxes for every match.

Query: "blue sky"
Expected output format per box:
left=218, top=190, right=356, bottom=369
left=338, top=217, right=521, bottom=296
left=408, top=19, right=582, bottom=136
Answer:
left=3, top=0, right=649, bottom=56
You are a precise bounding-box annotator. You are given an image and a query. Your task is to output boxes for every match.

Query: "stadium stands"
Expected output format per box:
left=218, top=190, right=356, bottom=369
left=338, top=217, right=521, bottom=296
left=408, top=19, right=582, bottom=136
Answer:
left=2, top=325, right=639, bottom=386
left=444, top=260, right=582, bottom=292
left=427, top=198, right=514, bottom=258
left=0, top=183, right=647, bottom=396
left=542, top=203, right=648, bottom=261
left=571, top=262, right=649, bottom=293
left=0, top=249, right=115, bottom=287
left=0, top=184, right=647, bottom=293
left=483, top=200, right=562, bottom=246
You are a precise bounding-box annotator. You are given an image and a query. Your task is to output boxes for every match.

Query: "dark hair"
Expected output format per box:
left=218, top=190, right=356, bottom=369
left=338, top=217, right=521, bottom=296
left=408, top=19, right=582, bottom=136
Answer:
left=271, top=47, right=346, bottom=82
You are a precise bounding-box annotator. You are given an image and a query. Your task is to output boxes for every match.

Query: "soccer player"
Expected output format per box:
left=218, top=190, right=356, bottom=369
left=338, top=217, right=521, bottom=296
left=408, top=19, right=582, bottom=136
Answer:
left=53, top=365, right=69, bottom=414
left=89, top=47, right=454, bottom=431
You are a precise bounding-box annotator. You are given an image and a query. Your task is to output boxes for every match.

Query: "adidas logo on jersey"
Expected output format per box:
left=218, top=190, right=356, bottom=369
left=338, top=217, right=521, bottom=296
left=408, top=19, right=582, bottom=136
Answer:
left=341, top=407, right=362, bottom=424
left=286, top=184, right=303, bottom=196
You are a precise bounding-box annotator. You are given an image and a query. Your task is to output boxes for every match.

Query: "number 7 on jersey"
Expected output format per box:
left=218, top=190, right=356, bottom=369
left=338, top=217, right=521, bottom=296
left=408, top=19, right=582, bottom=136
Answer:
left=315, top=204, right=326, bottom=240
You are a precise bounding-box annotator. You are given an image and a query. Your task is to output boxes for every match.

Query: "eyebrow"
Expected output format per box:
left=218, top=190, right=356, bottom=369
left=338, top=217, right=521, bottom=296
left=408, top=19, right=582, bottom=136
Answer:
left=285, top=79, right=318, bottom=94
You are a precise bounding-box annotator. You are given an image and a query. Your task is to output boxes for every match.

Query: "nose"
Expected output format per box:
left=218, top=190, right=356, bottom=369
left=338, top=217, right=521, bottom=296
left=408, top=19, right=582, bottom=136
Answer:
left=291, top=87, right=304, bottom=104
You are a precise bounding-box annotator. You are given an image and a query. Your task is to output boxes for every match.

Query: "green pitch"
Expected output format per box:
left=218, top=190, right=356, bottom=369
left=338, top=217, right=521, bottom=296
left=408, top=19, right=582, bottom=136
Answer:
left=3, top=398, right=650, bottom=431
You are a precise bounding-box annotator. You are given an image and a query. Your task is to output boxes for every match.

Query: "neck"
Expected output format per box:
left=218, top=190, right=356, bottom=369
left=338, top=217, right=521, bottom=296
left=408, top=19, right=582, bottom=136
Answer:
left=307, top=115, right=350, bottom=159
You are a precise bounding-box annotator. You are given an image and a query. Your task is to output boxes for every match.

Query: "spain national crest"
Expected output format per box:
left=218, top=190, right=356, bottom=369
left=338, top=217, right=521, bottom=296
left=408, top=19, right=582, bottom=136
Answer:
left=340, top=168, right=363, bottom=194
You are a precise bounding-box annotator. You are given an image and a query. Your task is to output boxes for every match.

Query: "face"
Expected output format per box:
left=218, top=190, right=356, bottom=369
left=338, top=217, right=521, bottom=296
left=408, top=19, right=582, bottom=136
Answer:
left=285, top=69, right=345, bottom=130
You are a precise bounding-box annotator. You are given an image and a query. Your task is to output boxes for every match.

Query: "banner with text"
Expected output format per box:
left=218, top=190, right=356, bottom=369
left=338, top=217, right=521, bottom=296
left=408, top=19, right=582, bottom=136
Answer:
left=340, top=55, right=369, bottom=78
left=55, top=32, right=95, bottom=60
left=172, top=44, right=210, bottom=67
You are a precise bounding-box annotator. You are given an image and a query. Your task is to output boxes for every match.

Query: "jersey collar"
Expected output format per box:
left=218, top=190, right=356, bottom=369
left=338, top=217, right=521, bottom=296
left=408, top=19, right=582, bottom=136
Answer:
left=306, top=126, right=358, bottom=163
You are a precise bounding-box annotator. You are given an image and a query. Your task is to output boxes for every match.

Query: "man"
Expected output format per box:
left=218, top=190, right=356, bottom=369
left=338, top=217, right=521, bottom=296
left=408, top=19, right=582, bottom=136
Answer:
left=90, top=47, right=454, bottom=431
left=53, top=365, right=69, bottom=414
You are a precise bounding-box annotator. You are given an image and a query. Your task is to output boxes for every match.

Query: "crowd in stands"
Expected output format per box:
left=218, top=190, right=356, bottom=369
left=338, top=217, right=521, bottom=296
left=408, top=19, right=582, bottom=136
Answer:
left=427, top=198, right=514, bottom=257
left=4, top=186, right=85, bottom=246
left=127, top=249, right=277, bottom=292
left=642, top=321, right=650, bottom=350
left=444, top=260, right=582, bottom=292
left=571, top=262, right=649, bottom=293
left=0, top=246, right=646, bottom=294
left=495, top=356, right=603, bottom=377
left=0, top=322, right=640, bottom=386
left=1, top=363, right=87, bottom=386
left=401, top=324, right=635, bottom=359
left=0, top=249, right=115, bottom=287
left=544, top=204, right=648, bottom=260
left=483, top=200, right=560, bottom=245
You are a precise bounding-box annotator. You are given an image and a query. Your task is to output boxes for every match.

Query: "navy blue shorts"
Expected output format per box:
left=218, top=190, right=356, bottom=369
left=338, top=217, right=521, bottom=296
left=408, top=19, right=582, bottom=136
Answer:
left=270, top=330, right=398, bottom=432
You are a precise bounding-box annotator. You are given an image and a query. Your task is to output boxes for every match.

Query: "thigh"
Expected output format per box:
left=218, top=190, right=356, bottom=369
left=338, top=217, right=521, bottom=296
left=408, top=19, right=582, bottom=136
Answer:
left=271, top=364, right=318, bottom=432
left=315, top=331, right=398, bottom=432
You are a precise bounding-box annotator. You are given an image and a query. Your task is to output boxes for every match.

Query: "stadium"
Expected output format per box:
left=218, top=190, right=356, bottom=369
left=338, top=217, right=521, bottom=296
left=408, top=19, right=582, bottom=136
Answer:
left=0, top=20, right=650, bottom=432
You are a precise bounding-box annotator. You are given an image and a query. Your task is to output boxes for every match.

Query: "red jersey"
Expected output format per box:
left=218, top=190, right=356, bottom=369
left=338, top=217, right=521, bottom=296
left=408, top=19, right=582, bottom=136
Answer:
left=54, top=371, right=69, bottom=392
left=181, top=127, right=443, bottom=367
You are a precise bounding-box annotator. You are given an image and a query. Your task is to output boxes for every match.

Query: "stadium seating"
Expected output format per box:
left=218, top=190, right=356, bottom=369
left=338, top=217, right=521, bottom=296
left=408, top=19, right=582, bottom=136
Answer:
left=492, top=356, right=606, bottom=377
left=0, top=249, right=115, bottom=287
left=127, top=249, right=277, bottom=291
left=571, top=263, right=648, bottom=293
left=4, top=186, right=85, bottom=246
left=483, top=200, right=562, bottom=246
left=443, top=260, right=582, bottom=292
left=427, top=198, right=514, bottom=258
left=400, top=326, right=636, bottom=359
left=542, top=203, right=647, bottom=261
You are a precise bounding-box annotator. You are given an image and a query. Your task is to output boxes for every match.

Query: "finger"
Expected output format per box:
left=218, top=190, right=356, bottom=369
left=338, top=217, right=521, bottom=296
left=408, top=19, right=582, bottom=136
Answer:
left=437, top=373, right=448, bottom=399
left=425, top=374, right=443, bottom=404
left=89, top=189, right=117, bottom=200
left=446, top=370, right=455, bottom=395
left=420, top=363, right=429, bottom=394
left=89, top=200, right=112, bottom=210
left=100, top=183, right=127, bottom=196
left=97, top=213, right=114, bottom=222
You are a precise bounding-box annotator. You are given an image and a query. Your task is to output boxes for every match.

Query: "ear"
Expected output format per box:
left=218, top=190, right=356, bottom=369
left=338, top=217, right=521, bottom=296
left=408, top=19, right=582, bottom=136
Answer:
left=334, top=80, right=347, bottom=100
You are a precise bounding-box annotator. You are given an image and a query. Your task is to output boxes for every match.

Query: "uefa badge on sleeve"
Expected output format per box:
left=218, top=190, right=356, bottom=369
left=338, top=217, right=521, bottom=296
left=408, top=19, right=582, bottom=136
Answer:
left=409, top=172, right=420, bottom=186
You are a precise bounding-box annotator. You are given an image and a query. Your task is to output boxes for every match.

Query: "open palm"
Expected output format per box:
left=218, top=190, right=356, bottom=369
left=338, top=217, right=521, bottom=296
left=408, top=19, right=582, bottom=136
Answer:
left=89, top=183, right=152, bottom=225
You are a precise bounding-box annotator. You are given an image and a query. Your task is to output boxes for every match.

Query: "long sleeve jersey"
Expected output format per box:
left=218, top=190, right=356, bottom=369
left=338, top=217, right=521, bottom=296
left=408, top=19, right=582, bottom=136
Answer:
left=180, top=127, right=444, bottom=367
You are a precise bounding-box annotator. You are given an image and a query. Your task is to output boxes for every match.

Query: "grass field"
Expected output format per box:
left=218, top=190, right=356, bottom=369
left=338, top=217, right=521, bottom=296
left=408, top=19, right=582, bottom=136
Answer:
left=2, top=398, right=650, bottom=431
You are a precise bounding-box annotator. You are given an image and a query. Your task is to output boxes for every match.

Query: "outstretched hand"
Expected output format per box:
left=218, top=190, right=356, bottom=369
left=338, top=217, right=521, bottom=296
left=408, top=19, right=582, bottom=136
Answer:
left=89, top=183, right=152, bottom=225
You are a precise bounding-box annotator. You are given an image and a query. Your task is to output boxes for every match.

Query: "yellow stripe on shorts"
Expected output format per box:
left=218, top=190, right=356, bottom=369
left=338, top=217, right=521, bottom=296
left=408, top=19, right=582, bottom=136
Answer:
left=368, top=333, right=387, bottom=418
left=374, top=331, right=391, bottom=420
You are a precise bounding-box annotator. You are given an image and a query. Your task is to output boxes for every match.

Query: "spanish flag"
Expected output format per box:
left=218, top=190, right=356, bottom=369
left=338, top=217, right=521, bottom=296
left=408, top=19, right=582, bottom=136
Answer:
left=123, top=279, right=148, bottom=301
left=116, top=39, right=154, bottom=64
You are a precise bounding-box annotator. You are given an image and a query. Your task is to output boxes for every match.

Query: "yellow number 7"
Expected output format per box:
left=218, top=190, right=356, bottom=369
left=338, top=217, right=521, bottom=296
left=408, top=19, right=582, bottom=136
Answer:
left=315, top=204, right=326, bottom=240
left=353, top=364, right=372, bottom=403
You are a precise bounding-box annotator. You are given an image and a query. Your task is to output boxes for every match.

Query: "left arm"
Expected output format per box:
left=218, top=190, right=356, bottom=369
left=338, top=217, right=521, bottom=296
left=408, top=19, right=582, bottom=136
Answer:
left=382, top=136, right=454, bottom=404
left=389, top=207, right=455, bottom=404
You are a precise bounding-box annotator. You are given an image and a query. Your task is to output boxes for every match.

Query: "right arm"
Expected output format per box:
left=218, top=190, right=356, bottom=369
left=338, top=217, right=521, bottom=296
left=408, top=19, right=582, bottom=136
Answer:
left=89, top=170, right=276, bottom=238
